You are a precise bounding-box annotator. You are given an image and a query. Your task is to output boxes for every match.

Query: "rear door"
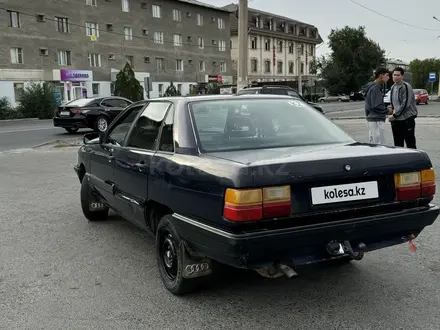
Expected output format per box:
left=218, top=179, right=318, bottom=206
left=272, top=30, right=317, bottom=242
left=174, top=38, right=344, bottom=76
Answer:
left=112, top=101, right=172, bottom=226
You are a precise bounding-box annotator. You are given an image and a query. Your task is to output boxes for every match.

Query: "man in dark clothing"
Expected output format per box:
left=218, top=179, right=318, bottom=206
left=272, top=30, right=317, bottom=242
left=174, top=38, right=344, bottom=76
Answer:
left=388, top=67, right=418, bottom=149
left=362, top=68, right=390, bottom=145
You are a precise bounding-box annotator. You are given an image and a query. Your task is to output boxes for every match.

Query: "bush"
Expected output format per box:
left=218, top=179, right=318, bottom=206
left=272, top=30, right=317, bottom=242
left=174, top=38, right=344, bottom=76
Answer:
left=0, top=97, right=22, bottom=120
left=16, top=81, right=57, bottom=119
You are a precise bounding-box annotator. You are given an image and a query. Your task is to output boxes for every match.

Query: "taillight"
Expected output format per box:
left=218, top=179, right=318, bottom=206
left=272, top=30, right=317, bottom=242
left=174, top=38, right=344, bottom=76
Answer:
left=223, top=186, right=291, bottom=222
left=394, top=169, right=436, bottom=201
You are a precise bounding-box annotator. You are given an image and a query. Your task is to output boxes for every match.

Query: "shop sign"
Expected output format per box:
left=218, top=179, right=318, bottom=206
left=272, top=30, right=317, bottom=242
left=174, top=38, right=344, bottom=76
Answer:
left=60, top=69, right=93, bottom=82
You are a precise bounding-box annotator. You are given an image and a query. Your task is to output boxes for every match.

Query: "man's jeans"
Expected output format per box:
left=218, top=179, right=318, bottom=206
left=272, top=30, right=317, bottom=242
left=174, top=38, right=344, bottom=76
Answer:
left=368, top=121, right=386, bottom=145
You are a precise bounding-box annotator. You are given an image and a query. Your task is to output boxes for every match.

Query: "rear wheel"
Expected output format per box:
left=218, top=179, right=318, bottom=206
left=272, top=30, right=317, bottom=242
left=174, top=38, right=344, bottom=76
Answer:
left=94, top=116, right=110, bottom=133
left=80, top=176, right=109, bottom=221
left=426, top=99, right=429, bottom=105
left=65, top=127, right=79, bottom=133
left=156, top=215, right=210, bottom=295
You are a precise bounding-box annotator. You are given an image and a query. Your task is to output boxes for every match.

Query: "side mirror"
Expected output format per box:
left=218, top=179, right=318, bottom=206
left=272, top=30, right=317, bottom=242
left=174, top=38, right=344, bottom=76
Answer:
left=83, top=132, right=101, bottom=145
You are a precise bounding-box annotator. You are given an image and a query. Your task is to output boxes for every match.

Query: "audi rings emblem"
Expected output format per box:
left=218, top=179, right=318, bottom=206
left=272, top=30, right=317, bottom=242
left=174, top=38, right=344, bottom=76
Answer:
left=344, top=164, right=351, bottom=171
left=185, top=263, right=209, bottom=274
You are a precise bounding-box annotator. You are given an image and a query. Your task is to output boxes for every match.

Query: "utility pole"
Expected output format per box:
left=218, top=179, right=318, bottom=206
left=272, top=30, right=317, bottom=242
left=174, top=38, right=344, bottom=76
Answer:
left=236, top=0, right=248, bottom=92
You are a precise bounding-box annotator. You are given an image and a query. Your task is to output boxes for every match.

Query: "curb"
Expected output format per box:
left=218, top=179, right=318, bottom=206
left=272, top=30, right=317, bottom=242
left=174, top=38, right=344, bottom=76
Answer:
left=32, top=140, right=57, bottom=148
left=0, top=118, right=39, bottom=122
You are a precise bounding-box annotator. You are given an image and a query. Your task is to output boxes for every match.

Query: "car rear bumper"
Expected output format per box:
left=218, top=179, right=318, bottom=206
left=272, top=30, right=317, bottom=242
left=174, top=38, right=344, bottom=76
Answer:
left=53, top=116, right=89, bottom=129
left=172, top=204, right=439, bottom=269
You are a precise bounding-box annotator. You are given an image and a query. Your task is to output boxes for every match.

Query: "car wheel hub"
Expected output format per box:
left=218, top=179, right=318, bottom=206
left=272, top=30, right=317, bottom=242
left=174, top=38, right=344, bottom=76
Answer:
left=97, top=118, right=108, bottom=132
left=162, top=234, right=178, bottom=279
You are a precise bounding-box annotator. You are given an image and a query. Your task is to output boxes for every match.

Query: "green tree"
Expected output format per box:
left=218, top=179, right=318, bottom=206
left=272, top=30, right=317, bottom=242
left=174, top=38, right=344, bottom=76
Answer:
left=163, top=82, right=181, bottom=96
left=409, top=58, right=440, bottom=92
left=314, top=26, right=386, bottom=95
left=16, top=81, right=57, bottom=119
left=114, top=62, right=144, bottom=101
left=0, top=97, right=19, bottom=120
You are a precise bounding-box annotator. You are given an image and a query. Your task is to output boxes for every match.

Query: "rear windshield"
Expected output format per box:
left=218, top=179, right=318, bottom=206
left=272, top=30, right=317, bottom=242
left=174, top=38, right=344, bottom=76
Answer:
left=414, top=89, right=422, bottom=95
left=64, top=98, right=98, bottom=107
left=189, top=98, right=354, bottom=152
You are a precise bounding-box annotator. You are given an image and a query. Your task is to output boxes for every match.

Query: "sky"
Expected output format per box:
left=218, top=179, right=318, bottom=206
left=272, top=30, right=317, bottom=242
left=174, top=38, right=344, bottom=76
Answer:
left=203, top=0, right=440, bottom=63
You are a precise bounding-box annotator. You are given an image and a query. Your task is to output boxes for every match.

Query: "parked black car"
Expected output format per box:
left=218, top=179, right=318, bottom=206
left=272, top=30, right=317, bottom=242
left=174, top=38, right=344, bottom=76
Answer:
left=74, top=94, right=438, bottom=295
left=236, top=85, right=324, bottom=113
left=53, top=96, right=133, bottom=133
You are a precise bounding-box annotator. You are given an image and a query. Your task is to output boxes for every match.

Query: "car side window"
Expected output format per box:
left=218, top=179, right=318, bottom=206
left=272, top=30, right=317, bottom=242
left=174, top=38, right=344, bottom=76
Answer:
left=105, top=105, right=144, bottom=145
left=158, top=107, right=174, bottom=152
left=125, top=102, right=171, bottom=150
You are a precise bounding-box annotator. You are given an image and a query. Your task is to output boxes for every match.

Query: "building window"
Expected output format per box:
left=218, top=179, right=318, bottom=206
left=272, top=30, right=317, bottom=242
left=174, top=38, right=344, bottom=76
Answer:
left=277, top=41, right=283, bottom=53
left=218, top=40, right=226, bottom=51
left=92, top=83, right=100, bottom=95
left=220, top=61, right=226, bottom=72
left=218, top=18, right=225, bottom=29
left=269, top=18, right=274, bottom=31
left=251, top=37, right=257, bottom=49
left=85, top=22, right=99, bottom=37
left=156, top=57, right=165, bottom=70
left=88, top=53, right=101, bottom=67
left=251, top=59, right=258, bottom=72
left=173, top=34, right=182, bottom=46
left=13, top=83, right=24, bottom=101
left=125, top=55, right=133, bottom=67
left=177, top=84, right=182, bottom=94
left=198, top=61, right=205, bottom=72
left=198, top=37, right=204, bottom=49
left=300, top=44, right=304, bottom=55
left=173, top=9, right=181, bottom=21
left=309, top=44, right=314, bottom=56
left=288, top=61, right=294, bottom=74
left=264, top=60, right=271, bottom=73
left=152, top=5, right=161, bottom=18
left=122, top=0, right=130, bottom=12
left=277, top=61, right=283, bottom=74
left=176, top=59, right=183, bottom=71
left=300, top=62, right=304, bottom=74
left=197, top=14, right=203, bottom=26
left=124, top=27, right=133, bottom=40
left=8, top=11, right=20, bottom=28
left=158, top=84, right=164, bottom=97
left=86, top=0, right=97, bottom=6
left=57, top=50, right=72, bottom=66
left=10, top=48, right=23, bottom=64
left=288, top=42, right=294, bottom=54
left=255, top=16, right=260, bottom=28
left=265, top=39, right=270, bottom=51
left=154, top=32, right=164, bottom=44
left=55, top=17, right=69, bottom=33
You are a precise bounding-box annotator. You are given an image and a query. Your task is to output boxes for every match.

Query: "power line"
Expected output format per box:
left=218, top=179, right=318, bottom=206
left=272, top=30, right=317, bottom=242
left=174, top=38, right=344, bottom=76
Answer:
left=2, top=7, right=321, bottom=52
left=349, top=0, right=440, bottom=32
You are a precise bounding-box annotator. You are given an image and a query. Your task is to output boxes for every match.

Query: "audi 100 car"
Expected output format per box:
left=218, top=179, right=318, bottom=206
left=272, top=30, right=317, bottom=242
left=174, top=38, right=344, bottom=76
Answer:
left=74, top=94, right=439, bottom=295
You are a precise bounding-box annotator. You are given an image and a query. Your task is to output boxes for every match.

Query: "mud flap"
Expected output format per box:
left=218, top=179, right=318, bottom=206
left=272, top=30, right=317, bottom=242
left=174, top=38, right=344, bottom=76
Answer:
left=180, top=241, right=212, bottom=279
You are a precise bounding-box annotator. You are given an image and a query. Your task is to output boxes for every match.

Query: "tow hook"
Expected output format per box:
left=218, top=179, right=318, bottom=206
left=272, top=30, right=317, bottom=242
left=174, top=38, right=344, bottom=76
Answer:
left=326, top=240, right=366, bottom=260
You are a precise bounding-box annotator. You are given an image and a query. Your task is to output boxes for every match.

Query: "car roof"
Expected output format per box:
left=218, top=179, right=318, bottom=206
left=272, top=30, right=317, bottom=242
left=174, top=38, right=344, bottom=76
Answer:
left=150, top=94, right=295, bottom=102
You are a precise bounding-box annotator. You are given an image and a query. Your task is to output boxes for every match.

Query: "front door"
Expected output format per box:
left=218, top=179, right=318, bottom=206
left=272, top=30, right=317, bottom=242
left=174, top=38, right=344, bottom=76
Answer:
left=113, top=101, right=172, bottom=226
left=89, top=103, right=145, bottom=206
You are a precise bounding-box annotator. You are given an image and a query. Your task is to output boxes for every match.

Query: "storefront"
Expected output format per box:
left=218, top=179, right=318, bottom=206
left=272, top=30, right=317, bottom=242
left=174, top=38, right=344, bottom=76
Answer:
left=52, top=69, right=93, bottom=104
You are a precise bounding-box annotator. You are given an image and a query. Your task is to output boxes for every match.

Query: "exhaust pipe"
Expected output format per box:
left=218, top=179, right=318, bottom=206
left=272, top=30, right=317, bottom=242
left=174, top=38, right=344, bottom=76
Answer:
left=256, top=263, right=298, bottom=279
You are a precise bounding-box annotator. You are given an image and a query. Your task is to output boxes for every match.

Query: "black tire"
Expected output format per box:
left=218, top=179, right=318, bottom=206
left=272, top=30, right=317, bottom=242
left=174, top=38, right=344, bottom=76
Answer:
left=94, top=116, right=110, bottom=133
left=426, top=100, right=428, bottom=105
left=80, top=175, right=109, bottom=221
left=337, top=98, right=342, bottom=102
left=65, top=127, right=79, bottom=133
left=156, top=215, right=209, bottom=295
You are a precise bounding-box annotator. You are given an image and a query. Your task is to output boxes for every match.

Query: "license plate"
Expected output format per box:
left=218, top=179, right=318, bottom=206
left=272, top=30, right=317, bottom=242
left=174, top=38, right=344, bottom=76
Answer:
left=60, top=111, right=70, bottom=116
left=311, top=181, right=379, bottom=205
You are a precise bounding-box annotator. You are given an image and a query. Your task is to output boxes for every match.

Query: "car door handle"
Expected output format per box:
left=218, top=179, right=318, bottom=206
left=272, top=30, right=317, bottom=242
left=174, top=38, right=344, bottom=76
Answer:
left=107, top=155, right=115, bottom=162
left=135, top=162, right=148, bottom=171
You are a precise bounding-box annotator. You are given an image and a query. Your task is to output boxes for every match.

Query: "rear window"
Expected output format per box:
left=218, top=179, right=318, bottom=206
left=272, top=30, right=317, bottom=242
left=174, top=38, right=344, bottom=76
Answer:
left=414, top=89, right=422, bottom=95
left=189, top=98, right=354, bottom=152
left=236, top=89, right=259, bottom=95
left=65, top=98, right=99, bottom=107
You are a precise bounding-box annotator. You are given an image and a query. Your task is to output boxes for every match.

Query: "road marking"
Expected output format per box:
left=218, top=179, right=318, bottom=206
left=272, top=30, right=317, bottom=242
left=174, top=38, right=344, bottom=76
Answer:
left=0, top=127, right=57, bottom=134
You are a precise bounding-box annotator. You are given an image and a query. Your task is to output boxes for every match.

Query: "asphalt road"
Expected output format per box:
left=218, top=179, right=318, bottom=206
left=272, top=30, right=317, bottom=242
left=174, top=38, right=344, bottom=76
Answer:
left=1, top=118, right=440, bottom=329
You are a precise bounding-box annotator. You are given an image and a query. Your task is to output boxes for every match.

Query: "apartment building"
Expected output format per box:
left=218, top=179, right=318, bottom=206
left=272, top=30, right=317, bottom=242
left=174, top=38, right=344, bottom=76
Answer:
left=0, top=0, right=233, bottom=106
left=223, top=4, right=322, bottom=87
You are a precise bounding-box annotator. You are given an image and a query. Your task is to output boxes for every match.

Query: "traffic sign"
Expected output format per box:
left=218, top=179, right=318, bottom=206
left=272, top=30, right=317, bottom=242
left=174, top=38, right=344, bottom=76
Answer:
left=429, top=72, right=436, bottom=82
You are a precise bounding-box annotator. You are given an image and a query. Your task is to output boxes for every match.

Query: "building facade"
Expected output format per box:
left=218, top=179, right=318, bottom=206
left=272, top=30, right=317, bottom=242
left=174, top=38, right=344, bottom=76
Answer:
left=0, top=0, right=233, bottom=106
left=223, top=4, right=322, bottom=88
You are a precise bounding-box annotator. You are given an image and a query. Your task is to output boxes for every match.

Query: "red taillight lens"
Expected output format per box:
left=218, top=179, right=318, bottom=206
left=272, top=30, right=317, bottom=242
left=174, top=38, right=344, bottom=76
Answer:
left=394, top=169, right=436, bottom=201
left=71, top=109, right=81, bottom=114
left=223, top=186, right=291, bottom=222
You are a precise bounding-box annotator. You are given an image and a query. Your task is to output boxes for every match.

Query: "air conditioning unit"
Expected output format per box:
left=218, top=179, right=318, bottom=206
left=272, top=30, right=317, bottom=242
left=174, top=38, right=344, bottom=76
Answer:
left=141, top=2, right=147, bottom=8
left=36, top=14, right=46, bottom=22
